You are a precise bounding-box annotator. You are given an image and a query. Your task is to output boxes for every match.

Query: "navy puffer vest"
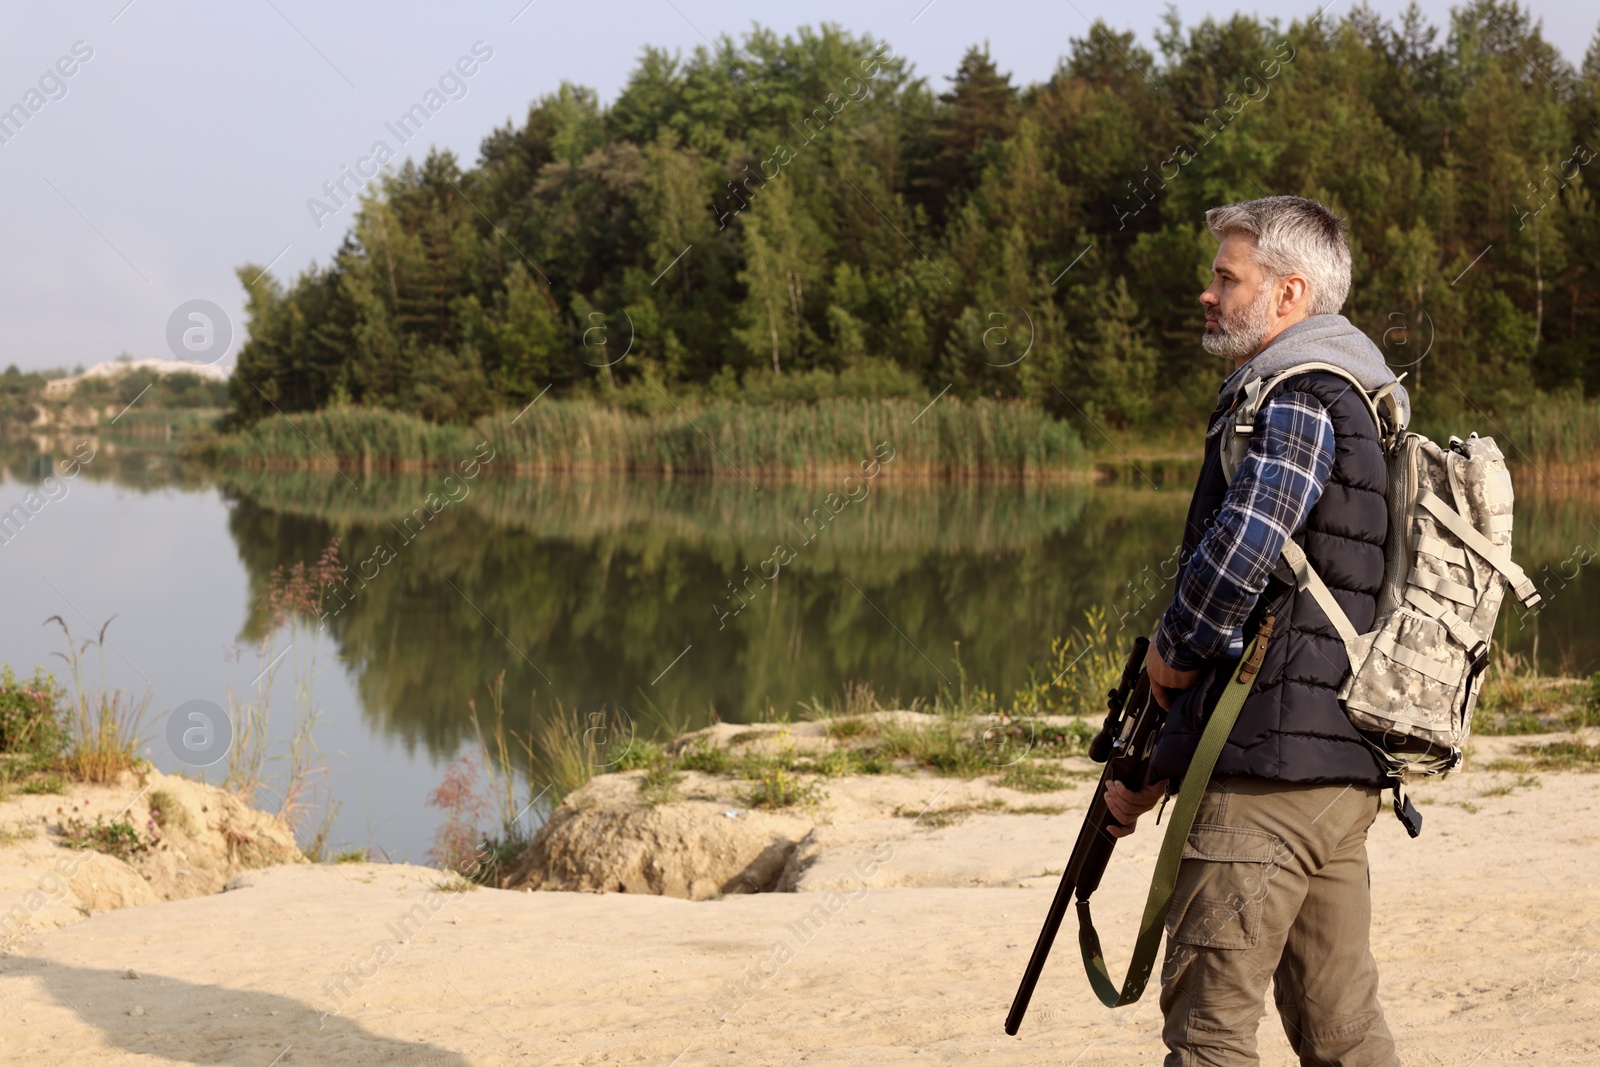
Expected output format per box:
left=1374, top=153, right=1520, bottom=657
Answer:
left=1149, top=369, right=1390, bottom=788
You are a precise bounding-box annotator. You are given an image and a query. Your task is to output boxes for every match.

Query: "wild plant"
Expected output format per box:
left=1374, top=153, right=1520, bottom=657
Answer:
left=47, top=616, right=150, bottom=783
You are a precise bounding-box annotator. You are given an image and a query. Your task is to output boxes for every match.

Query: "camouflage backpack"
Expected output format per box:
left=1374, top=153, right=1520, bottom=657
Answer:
left=1222, top=362, right=1542, bottom=834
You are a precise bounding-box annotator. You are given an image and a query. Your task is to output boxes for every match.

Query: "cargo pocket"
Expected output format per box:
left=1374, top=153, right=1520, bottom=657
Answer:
left=1164, top=824, right=1283, bottom=950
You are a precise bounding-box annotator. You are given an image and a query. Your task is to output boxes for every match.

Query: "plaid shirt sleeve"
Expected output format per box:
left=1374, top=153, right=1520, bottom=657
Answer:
left=1154, top=390, right=1336, bottom=671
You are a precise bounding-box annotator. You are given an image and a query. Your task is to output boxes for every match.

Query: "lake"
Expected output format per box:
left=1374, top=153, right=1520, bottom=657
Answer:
left=1, top=440, right=1593, bottom=862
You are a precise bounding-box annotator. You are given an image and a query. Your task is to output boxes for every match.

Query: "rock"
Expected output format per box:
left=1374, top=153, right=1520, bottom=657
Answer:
left=0, top=766, right=304, bottom=943
left=503, top=778, right=812, bottom=901
left=124, top=969, right=140, bottom=979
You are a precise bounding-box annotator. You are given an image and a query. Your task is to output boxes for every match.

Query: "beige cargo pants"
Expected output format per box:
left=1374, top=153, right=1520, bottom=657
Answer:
left=1159, top=776, right=1399, bottom=1067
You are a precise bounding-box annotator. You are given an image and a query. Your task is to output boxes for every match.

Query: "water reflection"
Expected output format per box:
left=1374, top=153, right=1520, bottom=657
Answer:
left=11, top=438, right=1597, bottom=767
left=218, top=471, right=1191, bottom=755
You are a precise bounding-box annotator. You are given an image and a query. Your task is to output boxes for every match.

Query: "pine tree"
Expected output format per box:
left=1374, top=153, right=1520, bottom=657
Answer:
left=912, top=44, right=1019, bottom=225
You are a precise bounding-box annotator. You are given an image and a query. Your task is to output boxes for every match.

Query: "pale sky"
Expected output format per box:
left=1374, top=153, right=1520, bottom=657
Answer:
left=1, top=0, right=1592, bottom=373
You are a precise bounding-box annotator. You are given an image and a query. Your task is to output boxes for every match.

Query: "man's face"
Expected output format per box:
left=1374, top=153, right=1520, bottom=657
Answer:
left=1200, top=234, right=1275, bottom=364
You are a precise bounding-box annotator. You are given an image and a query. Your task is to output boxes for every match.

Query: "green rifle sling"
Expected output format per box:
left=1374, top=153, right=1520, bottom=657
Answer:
left=1076, top=630, right=1266, bottom=1007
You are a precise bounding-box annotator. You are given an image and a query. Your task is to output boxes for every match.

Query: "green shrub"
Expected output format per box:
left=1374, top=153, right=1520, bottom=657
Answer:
left=1574, top=672, right=1600, bottom=730
left=824, top=717, right=873, bottom=740
left=609, top=738, right=664, bottom=771
left=808, top=748, right=891, bottom=777
left=739, top=763, right=825, bottom=809
left=998, top=761, right=1070, bottom=793
left=1012, top=718, right=1095, bottom=758
left=1473, top=653, right=1592, bottom=733
left=465, top=836, right=527, bottom=887
left=676, top=737, right=732, bottom=774
left=1010, top=607, right=1127, bottom=718
left=850, top=750, right=893, bottom=775
left=59, top=812, right=158, bottom=861
left=0, top=666, right=68, bottom=777
left=875, top=715, right=995, bottom=777
left=639, top=764, right=686, bottom=806
left=48, top=619, right=151, bottom=784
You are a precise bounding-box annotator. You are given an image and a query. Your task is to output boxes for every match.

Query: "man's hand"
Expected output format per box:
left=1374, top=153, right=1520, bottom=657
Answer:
left=1145, top=641, right=1202, bottom=710
left=1104, top=779, right=1169, bottom=838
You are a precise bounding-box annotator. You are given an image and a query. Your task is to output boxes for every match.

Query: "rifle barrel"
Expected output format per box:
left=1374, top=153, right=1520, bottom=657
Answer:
left=1005, top=636, right=1154, bottom=1036
left=1004, top=869, right=1076, bottom=1035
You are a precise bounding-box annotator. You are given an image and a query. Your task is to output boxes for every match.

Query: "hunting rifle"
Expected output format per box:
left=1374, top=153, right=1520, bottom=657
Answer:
left=1004, top=634, right=1163, bottom=1035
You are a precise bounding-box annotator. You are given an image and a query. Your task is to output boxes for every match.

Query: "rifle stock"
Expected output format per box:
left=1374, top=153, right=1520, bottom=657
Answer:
left=1004, top=635, right=1165, bottom=1036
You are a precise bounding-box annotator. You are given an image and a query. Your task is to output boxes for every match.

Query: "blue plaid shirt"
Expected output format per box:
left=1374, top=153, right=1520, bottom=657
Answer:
left=1154, top=391, right=1336, bottom=671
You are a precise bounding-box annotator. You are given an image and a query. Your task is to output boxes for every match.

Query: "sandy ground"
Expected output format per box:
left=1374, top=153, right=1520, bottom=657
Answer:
left=1, top=744, right=1598, bottom=1065
left=0, top=767, right=299, bottom=942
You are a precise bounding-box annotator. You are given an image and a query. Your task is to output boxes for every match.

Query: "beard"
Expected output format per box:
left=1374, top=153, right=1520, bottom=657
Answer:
left=1201, top=282, right=1275, bottom=361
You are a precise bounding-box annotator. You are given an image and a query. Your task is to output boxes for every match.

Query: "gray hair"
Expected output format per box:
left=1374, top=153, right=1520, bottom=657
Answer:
left=1205, top=196, right=1351, bottom=315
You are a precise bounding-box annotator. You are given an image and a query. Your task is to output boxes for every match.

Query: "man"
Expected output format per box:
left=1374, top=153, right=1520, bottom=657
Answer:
left=1104, top=196, right=1408, bottom=1066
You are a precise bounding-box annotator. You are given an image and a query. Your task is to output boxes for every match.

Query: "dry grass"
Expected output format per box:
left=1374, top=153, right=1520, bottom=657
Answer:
left=48, top=617, right=149, bottom=784
left=1486, top=741, right=1600, bottom=774
left=1474, top=652, right=1596, bottom=734
left=523, top=700, right=618, bottom=805
left=208, top=397, right=1087, bottom=479
left=1409, top=394, right=1600, bottom=482
left=224, top=542, right=340, bottom=853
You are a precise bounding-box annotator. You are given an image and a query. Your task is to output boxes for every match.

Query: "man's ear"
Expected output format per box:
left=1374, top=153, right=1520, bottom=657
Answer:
left=1278, top=274, right=1309, bottom=317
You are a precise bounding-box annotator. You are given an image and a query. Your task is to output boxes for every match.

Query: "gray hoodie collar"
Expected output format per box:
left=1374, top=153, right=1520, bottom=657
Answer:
left=1218, top=313, right=1411, bottom=426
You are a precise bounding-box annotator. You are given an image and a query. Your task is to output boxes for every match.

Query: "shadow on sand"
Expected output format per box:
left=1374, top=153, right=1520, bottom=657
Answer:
left=7, top=956, right=473, bottom=1065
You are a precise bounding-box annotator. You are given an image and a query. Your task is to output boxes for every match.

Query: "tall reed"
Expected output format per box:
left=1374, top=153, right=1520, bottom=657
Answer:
left=434, top=674, right=638, bottom=884
left=207, top=397, right=1087, bottom=479
left=1414, top=394, right=1600, bottom=480
left=47, top=616, right=151, bottom=784
left=226, top=540, right=341, bottom=846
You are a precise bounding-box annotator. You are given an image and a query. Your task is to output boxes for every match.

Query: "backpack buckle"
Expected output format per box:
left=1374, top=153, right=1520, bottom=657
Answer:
left=1393, top=786, right=1423, bottom=838
left=1467, top=641, right=1490, bottom=676
left=1237, top=615, right=1275, bottom=685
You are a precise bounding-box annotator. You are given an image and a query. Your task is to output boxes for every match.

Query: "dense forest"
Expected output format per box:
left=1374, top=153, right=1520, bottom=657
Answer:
left=230, top=2, right=1600, bottom=434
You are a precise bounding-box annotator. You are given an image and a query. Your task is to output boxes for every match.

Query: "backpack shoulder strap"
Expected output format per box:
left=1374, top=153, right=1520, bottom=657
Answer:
left=1369, top=378, right=1408, bottom=445
left=1221, top=362, right=1403, bottom=482
left=1240, top=361, right=1387, bottom=439
left=1279, top=538, right=1363, bottom=674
